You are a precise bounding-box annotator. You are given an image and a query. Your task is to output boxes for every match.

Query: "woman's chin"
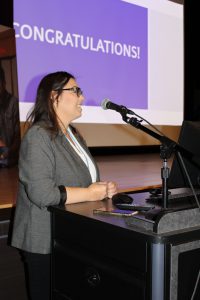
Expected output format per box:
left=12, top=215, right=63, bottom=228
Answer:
left=73, top=111, right=82, bottom=121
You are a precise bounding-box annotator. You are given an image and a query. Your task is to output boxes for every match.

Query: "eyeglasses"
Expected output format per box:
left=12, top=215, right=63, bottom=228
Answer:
left=56, top=86, right=83, bottom=97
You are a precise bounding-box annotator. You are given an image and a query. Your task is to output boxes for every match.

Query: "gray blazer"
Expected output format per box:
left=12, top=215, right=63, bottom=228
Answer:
left=11, top=124, right=100, bottom=254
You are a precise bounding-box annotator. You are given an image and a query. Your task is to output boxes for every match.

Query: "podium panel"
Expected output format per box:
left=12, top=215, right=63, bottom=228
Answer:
left=171, top=241, right=200, bottom=300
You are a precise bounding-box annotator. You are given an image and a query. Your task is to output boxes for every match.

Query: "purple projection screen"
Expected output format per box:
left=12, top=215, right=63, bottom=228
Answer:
left=14, top=1, right=147, bottom=104
left=14, top=0, right=183, bottom=125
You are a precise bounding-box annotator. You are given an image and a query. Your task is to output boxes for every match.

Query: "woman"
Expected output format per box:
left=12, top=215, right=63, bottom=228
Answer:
left=11, top=71, right=117, bottom=300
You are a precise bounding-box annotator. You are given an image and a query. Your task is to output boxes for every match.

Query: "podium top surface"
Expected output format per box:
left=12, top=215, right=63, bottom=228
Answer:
left=50, top=188, right=200, bottom=244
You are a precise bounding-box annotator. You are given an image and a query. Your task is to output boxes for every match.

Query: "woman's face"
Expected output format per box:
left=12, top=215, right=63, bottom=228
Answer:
left=53, top=78, right=84, bottom=125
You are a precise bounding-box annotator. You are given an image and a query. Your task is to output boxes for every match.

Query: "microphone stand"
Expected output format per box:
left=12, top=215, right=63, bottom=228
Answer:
left=120, top=112, right=177, bottom=210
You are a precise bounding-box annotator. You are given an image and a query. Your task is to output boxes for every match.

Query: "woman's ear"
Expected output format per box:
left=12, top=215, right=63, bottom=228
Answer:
left=50, top=91, right=58, bottom=102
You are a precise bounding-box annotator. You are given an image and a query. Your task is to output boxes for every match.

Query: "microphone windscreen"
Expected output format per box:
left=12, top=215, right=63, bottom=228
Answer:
left=101, top=98, right=110, bottom=110
left=112, top=193, right=133, bottom=205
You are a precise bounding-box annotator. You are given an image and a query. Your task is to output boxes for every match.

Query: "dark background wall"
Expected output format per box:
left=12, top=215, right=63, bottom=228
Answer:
left=184, top=1, right=200, bottom=121
left=0, top=0, right=13, bottom=28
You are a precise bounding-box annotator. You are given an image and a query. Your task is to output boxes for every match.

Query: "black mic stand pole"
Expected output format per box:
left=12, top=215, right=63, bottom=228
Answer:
left=120, top=112, right=177, bottom=210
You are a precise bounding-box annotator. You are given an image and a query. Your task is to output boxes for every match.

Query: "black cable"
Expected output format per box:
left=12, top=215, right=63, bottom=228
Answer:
left=130, top=110, right=167, bottom=137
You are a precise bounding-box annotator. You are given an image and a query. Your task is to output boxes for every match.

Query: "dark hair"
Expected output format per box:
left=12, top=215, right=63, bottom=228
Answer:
left=0, top=66, right=5, bottom=83
left=27, top=71, right=75, bottom=135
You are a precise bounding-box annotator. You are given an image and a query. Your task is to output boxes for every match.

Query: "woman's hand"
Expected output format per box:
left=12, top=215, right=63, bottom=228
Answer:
left=65, top=181, right=118, bottom=204
left=65, top=181, right=108, bottom=204
left=88, top=181, right=108, bottom=201
left=88, top=181, right=118, bottom=201
left=107, top=181, right=118, bottom=198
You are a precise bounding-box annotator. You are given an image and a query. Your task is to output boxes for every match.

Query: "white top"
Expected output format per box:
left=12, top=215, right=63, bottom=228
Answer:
left=66, top=127, right=97, bottom=183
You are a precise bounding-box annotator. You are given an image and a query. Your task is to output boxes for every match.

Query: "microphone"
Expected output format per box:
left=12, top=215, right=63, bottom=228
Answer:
left=101, top=99, right=134, bottom=115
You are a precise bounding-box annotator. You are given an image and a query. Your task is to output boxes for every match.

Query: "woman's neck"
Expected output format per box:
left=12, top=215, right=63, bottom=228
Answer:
left=57, top=118, right=70, bottom=135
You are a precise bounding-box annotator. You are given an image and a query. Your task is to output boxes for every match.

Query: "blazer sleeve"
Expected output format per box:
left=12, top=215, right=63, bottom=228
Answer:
left=19, top=126, right=62, bottom=208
